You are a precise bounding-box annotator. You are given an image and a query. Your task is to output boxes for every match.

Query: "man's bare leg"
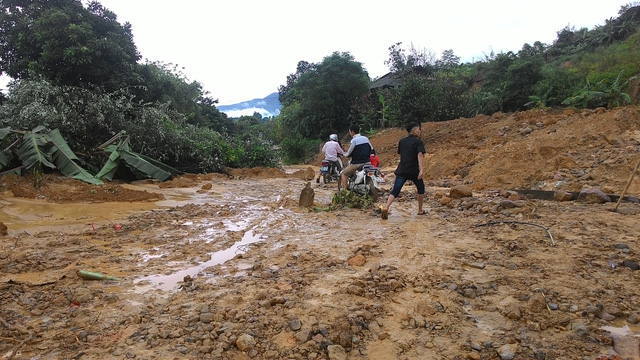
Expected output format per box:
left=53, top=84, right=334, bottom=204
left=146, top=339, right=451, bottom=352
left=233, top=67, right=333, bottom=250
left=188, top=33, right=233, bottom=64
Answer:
left=382, top=194, right=395, bottom=219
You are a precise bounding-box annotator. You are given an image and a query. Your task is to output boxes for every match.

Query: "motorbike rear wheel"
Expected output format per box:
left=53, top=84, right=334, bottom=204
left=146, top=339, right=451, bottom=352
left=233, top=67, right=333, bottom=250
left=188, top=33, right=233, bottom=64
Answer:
left=366, top=177, right=378, bottom=201
left=322, top=173, right=330, bottom=184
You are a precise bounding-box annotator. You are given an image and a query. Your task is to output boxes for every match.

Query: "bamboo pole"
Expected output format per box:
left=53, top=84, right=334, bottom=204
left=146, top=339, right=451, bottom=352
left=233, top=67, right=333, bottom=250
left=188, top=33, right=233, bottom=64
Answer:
left=614, top=156, right=640, bottom=212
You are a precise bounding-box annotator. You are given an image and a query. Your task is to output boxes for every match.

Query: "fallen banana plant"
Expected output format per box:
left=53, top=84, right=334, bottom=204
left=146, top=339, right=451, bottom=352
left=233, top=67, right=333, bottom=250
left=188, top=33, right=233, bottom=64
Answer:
left=0, top=126, right=181, bottom=184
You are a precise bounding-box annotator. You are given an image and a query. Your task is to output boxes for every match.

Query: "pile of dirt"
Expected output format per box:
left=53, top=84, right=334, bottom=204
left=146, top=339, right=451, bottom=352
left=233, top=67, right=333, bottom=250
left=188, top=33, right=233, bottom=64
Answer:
left=310, top=106, right=638, bottom=197
left=0, top=173, right=163, bottom=203
left=227, top=166, right=316, bottom=181
left=372, top=106, right=640, bottom=194
left=158, top=172, right=229, bottom=188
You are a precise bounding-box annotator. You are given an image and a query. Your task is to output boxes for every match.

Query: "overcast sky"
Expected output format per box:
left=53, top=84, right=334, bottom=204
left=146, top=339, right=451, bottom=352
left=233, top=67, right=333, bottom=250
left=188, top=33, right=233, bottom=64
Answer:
left=2, top=1, right=627, bottom=105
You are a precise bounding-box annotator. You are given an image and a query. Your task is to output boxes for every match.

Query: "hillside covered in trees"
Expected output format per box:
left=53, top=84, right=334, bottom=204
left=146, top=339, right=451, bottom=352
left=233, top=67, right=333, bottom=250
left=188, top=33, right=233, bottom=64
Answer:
left=0, top=0, right=638, bottom=179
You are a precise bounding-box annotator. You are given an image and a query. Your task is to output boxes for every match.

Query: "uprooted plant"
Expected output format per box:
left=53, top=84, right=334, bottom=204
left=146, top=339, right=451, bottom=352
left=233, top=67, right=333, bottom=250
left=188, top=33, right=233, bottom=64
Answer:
left=0, top=126, right=181, bottom=186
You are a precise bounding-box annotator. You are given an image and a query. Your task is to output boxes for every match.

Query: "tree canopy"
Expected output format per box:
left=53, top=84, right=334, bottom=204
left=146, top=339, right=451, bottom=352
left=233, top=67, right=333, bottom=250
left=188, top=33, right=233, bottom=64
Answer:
left=278, top=51, right=370, bottom=139
left=0, top=0, right=140, bottom=91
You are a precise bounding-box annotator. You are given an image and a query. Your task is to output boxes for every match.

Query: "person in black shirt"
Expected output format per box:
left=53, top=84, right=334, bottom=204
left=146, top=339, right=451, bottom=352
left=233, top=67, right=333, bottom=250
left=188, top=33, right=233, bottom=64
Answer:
left=341, top=124, right=373, bottom=190
left=381, top=122, right=426, bottom=219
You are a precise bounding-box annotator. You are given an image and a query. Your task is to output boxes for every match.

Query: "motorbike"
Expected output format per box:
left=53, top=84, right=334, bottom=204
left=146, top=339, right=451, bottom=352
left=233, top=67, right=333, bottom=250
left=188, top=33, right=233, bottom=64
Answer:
left=320, top=158, right=343, bottom=184
left=338, top=163, right=385, bottom=201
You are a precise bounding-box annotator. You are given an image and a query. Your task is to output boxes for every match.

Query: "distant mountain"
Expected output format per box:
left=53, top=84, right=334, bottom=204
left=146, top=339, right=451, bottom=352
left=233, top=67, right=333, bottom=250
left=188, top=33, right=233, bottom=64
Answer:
left=217, top=92, right=281, bottom=119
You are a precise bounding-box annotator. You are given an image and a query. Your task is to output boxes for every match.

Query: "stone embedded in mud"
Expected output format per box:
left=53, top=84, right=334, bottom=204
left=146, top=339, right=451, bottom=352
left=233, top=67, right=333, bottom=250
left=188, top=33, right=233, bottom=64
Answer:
left=599, top=312, right=616, bottom=321
left=449, top=185, right=473, bottom=199
left=585, top=305, right=601, bottom=315
left=627, top=312, right=640, bottom=324
left=74, top=287, right=93, bottom=303
left=499, top=200, right=517, bottom=209
left=236, top=333, right=255, bottom=351
left=295, top=328, right=312, bottom=343
left=467, top=352, right=481, bottom=360
left=617, top=207, right=640, bottom=215
left=497, top=343, right=519, bottom=360
left=554, top=190, right=574, bottom=201
left=462, top=288, right=476, bottom=298
left=528, top=294, right=547, bottom=313
left=200, top=313, right=214, bottom=323
left=327, top=345, right=347, bottom=360
left=622, top=260, right=639, bottom=271
left=0, top=221, right=7, bottom=236
left=289, top=319, right=301, bottom=331
left=603, top=305, right=623, bottom=317
left=578, top=187, right=610, bottom=203
left=298, top=182, right=315, bottom=207
left=507, top=193, right=523, bottom=201
left=572, top=322, right=588, bottom=336
left=347, top=254, right=366, bottom=267
left=312, top=333, right=324, bottom=343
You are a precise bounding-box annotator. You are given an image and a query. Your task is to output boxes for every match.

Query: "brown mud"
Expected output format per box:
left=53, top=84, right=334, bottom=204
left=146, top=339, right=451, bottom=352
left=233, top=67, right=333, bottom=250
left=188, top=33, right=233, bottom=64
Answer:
left=1, top=106, right=639, bottom=360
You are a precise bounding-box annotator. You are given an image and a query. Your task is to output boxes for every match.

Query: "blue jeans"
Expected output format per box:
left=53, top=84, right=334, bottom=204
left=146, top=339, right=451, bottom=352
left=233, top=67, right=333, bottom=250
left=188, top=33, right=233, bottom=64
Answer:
left=390, top=174, right=425, bottom=197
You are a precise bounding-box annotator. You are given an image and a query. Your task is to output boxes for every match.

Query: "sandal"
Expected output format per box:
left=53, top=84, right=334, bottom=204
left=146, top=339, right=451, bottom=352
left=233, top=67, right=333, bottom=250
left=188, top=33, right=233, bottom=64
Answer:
left=417, top=210, right=427, bottom=215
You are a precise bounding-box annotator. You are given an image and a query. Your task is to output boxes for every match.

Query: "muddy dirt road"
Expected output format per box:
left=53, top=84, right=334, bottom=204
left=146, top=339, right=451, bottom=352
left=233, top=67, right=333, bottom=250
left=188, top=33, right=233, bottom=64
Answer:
left=1, top=106, right=640, bottom=360
left=1, top=171, right=639, bottom=360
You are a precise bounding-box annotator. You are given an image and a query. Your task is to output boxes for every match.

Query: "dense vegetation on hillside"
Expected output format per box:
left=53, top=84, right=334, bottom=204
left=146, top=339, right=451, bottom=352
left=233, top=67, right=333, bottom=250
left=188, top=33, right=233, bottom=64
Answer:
left=0, top=0, right=638, bottom=177
left=274, top=3, right=639, bottom=163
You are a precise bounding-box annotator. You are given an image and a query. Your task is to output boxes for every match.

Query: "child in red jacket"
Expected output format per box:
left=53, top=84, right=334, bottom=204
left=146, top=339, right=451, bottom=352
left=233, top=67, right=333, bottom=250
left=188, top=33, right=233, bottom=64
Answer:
left=370, top=149, right=380, bottom=167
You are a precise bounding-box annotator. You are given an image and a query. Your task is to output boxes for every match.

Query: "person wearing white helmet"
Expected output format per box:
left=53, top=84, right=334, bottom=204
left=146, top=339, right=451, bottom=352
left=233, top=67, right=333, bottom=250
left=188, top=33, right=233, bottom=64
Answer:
left=316, top=133, right=345, bottom=183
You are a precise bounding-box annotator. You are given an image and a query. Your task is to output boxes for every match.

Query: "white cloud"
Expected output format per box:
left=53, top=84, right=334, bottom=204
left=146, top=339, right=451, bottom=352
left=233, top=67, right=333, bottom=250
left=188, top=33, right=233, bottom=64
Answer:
left=222, top=107, right=280, bottom=119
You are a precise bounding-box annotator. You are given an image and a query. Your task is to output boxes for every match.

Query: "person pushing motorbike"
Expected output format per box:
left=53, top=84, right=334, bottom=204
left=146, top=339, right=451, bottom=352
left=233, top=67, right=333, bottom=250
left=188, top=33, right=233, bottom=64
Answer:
left=341, top=124, right=374, bottom=190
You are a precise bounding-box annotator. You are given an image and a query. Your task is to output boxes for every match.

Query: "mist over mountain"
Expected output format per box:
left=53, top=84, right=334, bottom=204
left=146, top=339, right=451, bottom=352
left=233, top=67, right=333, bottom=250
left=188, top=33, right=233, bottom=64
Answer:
left=217, top=92, right=281, bottom=119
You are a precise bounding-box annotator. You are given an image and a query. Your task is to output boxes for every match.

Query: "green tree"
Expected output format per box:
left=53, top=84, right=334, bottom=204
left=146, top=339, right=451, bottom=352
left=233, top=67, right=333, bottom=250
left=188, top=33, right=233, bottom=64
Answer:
left=0, top=0, right=140, bottom=91
left=278, top=61, right=316, bottom=106
left=278, top=52, right=370, bottom=138
left=384, top=42, right=436, bottom=74
left=435, top=49, right=460, bottom=71
left=132, top=61, right=232, bottom=131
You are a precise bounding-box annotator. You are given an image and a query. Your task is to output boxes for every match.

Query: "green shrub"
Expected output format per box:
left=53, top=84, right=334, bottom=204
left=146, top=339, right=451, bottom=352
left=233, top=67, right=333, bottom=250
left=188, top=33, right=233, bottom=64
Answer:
left=279, top=135, right=321, bottom=165
left=225, top=136, right=280, bottom=168
left=0, top=79, right=280, bottom=174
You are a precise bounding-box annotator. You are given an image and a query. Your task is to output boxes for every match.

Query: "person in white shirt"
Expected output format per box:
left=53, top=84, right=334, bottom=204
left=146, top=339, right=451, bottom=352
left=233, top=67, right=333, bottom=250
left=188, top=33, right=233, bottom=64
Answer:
left=316, top=134, right=344, bottom=183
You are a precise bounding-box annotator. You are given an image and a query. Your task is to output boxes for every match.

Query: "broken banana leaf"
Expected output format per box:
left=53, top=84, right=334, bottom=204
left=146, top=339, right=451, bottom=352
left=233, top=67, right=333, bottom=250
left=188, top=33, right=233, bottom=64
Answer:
left=48, top=129, right=103, bottom=185
left=0, top=151, right=9, bottom=169
left=94, top=148, right=122, bottom=181
left=17, top=126, right=55, bottom=171
left=96, top=141, right=180, bottom=182
left=120, top=150, right=175, bottom=181
left=0, top=127, right=9, bottom=140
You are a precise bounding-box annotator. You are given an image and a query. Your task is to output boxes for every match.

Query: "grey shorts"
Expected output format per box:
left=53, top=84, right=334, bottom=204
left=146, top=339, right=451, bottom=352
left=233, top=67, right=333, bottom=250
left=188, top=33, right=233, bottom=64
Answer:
left=341, top=162, right=371, bottom=177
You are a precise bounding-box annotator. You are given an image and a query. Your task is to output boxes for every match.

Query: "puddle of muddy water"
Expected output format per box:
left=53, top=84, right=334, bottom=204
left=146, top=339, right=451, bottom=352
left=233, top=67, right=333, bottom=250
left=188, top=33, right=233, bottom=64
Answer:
left=0, top=197, right=158, bottom=234
left=602, top=324, right=640, bottom=336
left=0, top=180, right=259, bottom=235
left=601, top=324, right=640, bottom=359
left=134, top=230, right=264, bottom=293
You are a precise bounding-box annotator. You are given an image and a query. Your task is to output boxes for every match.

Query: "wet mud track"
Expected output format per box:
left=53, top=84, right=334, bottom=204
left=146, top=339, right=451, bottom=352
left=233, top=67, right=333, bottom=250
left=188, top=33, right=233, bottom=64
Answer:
left=1, top=173, right=640, bottom=360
